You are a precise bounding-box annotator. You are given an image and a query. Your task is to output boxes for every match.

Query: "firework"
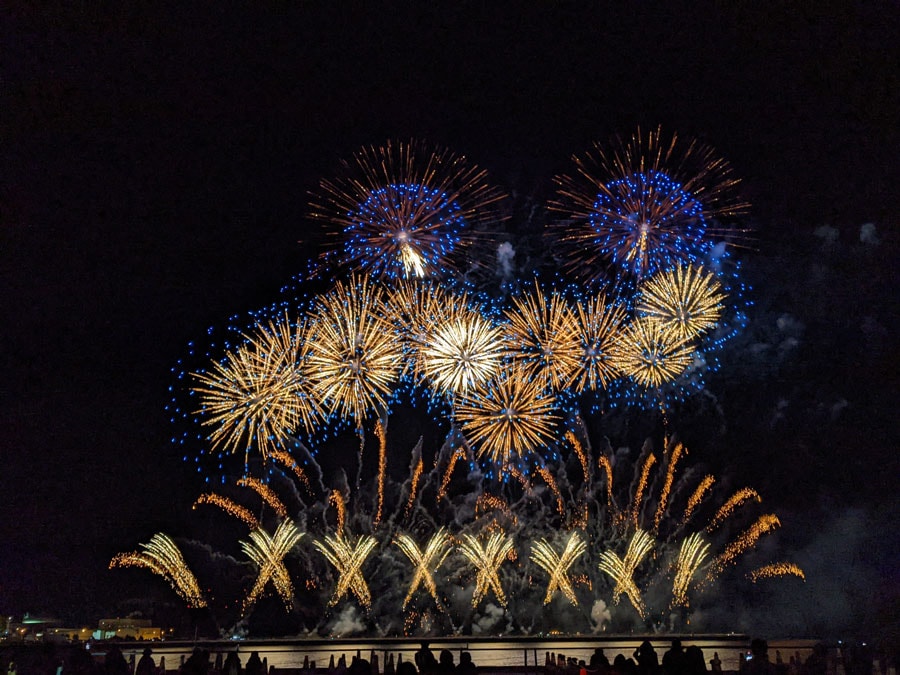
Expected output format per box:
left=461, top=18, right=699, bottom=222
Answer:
left=637, top=265, right=726, bottom=341
left=110, top=533, right=206, bottom=608
left=566, top=430, right=591, bottom=484
left=419, top=308, right=508, bottom=397
left=550, top=126, right=749, bottom=281
left=329, top=490, right=347, bottom=535
left=314, top=534, right=378, bottom=608
left=536, top=465, right=566, bottom=517
left=454, top=364, right=559, bottom=466
left=237, top=476, right=288, bottom=519
left=458, top=532, right=514, bottom=608
left=241, top=520, right=304, bottom=612
left=405, top=455, right=424, bottom=516
left=305, top=276, right=402, bottom=425
left=670, top=532, right=711, bottom=609
left=630, top=453, right=657, bottom=528
left=572, top=292, right=627, bottom=391
left=192, top=314, right=320, bottom=464
left=394, top=529, right=453, bottom=609
left=598, top=529, right=654, bottom=618
left=598, top=454, right=616, bottom=513
left=438, top=447, right=467, bottom=502
left=531, top=532, right=587, bottom=606
left=505, top=281, right=581, bottom=391
left=373, top=420, right=388, bottom=527
left=748, top=562, right=806, bottom=583
left=610, top=318, right=694, bottom=389
left=310, top=140, right=506, bottom=278
left=193, top=493, right=260, bottom=530
left=705, top=487, right=762, bottom=533
left=269, top=449, right=312, bottom=494
left=682, top=475, right=715, bottom=525
left=708, top=514, right=781, bottom=578
left=653, top=443, right=685, bottom=531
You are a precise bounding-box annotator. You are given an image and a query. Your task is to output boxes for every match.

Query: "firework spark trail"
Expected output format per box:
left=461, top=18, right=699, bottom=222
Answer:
left=505, top=281, right=582, bottom=391
left=475, top=494, right=517, bottom=527
left=536, top=465, right=566, bottom=517
left=610, top=318, right=694, bottom=389
left=310, top=140, right=506, bottom=279
left=705, top=488, right=762, bottom=532
left=458, top=532, right=514, bottom=608
left=110, top=534, right=206, bottom=608
left=237, top=476, right=288, bottom=519
left=682, top=475, right=715, bottom=525
left=653, top=442, right=685, bottom=532
left=305, top=276, right=401, bottom=426
left=314, top=534, right=378, bottom=608
left=549, top=126, right=749, bottom=282
left=670, top=532, right=710, bottom=609
left=329, top=490, right=347, bottom=535
left=394, top=529, right=452, bottom=609
left=630, top=453, right=657, bottom=528
left=269, top=449, right=313, bottom=495
left=638, top=265, right=726, bottom=341
left=192, top=493, right=260, bottom=530
left=241, top=520, right=304, bottom=612
left=572, top=292, right=627, bottom=391
left=192, top=314, right=320, bottom=464
left=598, top=454, right=616, bottom=515
left=531, top=532, right=587, bottom=606
left=748, top=562, right=806, bottom=583
left=454, top=364, right=559, bottom=466
left=438, top=447, right=467, bottom=502
left=598, top=529, right=654, bottom=618
left=405, top=455, right=425, bottom=517
left=374, top=419, right=387, bottom=527
left=566, top=431, right=591, bottom=485
left=707, top=514, right=781, bottom=579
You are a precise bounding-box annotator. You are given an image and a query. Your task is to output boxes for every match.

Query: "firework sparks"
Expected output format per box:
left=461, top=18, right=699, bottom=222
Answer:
left=572, top=292, right=627, bottom=391
left=329, top=490, right=346, bottom=535
left=505, top=281, right=581, bottom=391
left=241, top=520, right=304, bottom=612
left=306, top=276, right=402, bottom=425
left=314, top=534, right=378, bottom=608
left=638, top=265, right=726, bottom=340
left=438, top=447, right=467, bottom=502
left=374, top=419, right=387, bottom=527
left=531, top=532, right=587, bottom=606
left=598, top=529, right=654, bottom=618
left=454, top=364, right=559, bottom=466
left=748, top=562, right=806, bottom=583
left=670, top=532, right=711, bottom=609
left=237, top=476, right=288, bottom=519
left=550, top=126, right=749, bottom=281
left=610, top=318, right=694, bottom=389
left=394, top=529, right=452, bottom=609
left=536, top=465, right=566, bottom=517
left=193, top=493, right=260, bottom=530
left=708, top=514, right=781, bottom=579
left=566, top=430, right=591, bottom=484
left=192, top=314, right=320, bottom=463
left=598, top=454, right=616, bottom=514
left=653, top=442, right=685, bottom=531
left=458, top=532, right=514, bottom=608
left=705, top=487, right=762, bottom=532
left=682, top=475, right=715, bottom=525
left=405, top=456, right=424, bottom=516
left=269, top=449, right=312, bottom=495
left=310, top=140, right=506, bottom=278
left=630, top=453, right=657, bottom=528
left=110, top=534, right=206, bottom=608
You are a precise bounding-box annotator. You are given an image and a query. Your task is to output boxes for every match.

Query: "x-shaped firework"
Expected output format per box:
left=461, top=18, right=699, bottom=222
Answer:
left=531, top=531, right=587, bottom=605
left=458, top=532, right=513, bottom=608
left=314, top=533, right=378, bottom=608
left=598, top=528, right=654, bottom=618
left=241, top=520, right=304, bottom=612
left=394, top=529, right=452, bottom=610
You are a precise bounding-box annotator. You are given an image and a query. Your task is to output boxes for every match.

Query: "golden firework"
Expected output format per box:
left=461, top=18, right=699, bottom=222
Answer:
left=572, top=292, right=627, bottom=391
left=454, top=364, right=558, bottom=466
left=531, top=532, right=587, bottom=606
left=374, top=419, right=388, bottom=527
left=458, top=532, right=514, bottom=608
left=705, top=487, right=762, bottom=533
left=566, top=431, right=591, bottom=484
left=192, top=313, right=320, bottom=463
left=269, top=449, right=312, bottom=494
left=394, top=529, right=452, bottom=609
left=653, top=443, right=685, bottom=531
left=707, top=514, right=781, bottom=579
left=241, top=520, right=304, bottom=612
left=536, top=465, right=565, bottom=517
left=598, top=529, right=654, bottom=618
left=630, top=453, right=657, bottom=528
left=405, top=455, right=424, bottom=516
left=305, top=276, right=402, bottom=425
left=110, top=533, right=206, bottom=608
left=438, top=447, right=467, bottom=502
left=329, top=489, right=346, bottom=535
left=748, top=562, right=805, bottom=583
left=314, top=533, right=378, bottom=608
left=193, top=493, right=260, bottom=530
left=681, top=475, right=715, bottom=525
left=670, top=532, right=710, bottom=609
left=237, top=476, right=288, bottom=519
left=609, top=318, right=694, bottom=388
left=637, top=265, right=726, bottom=340
left=505, top=281, right=581, bottom=390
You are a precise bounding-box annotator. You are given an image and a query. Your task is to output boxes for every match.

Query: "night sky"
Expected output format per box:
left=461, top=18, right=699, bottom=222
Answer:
left=2, top=3, right=898, bottom=638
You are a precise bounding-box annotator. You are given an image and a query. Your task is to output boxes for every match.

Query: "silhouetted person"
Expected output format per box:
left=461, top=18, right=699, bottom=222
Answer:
left=634, top=642, right=659, bottom=675
left=245, top=651, right=265, bottom=675
left=804, top=644, right=827, bottom=675
left=223, top=651, right=242, bottom=675
left=416, top=643, right=438, bottom=675
left=663, top=640, right=686, bottom=675
left=612, top=655, right=629, bottom=675
left=181, top=647, right=211, bottom=675
left=685, top=646, right=706, bottom=675
left=744, top=639, right=775, bottom=675
left=105, top=645, right=130, bottom=675
left=349, top=657, right=373, bottom=675
left=397, top=662, right=419, bottom=675
left=709, top=653, right=722, bottom=673
left=136, top=647, right=156, bottom=675
left=437, top=651, right=455, bottom=675
left=457, top=652, right=477, bottom=675
left=592, top=648, right=611, bottom=671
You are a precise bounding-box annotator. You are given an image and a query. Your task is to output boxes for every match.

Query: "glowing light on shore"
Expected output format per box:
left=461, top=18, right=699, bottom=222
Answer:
left=531, top=532, right=587, bottom=605
left=237, top=476, right=288, bottom=519
left=193, top=493, right=260, bottom=530
left=241, top=520, right=304, bottom=612
left=314, top=534, right=378, bottom=608
left=598, top=529, right=654, bottom=618
left=670, top=532, right=710, bottom=609
left=638, top=264, right=726, bottom=340
left=394, top=529, right=452, bottom=609
left=459, top=532, right=514, bottom=608
left=748, top=562, right=806, bottom=583
left=110, top=534, right=206, bottom=608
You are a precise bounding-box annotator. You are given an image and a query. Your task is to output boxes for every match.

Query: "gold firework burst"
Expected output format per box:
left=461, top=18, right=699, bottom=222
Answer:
left=305, top=276, right=402, bottom=425
left=638, top=265, right=726, bottom=340
left=237, top=476, right=288, bottom=519
left=394, top=529, right=453, bottom=609
left=707, top=514, right=781, bottom=580
left=314, top=533, right=378, bottom=608
left=192, top=313, right=320, bottom=462
left=531, top=532, right=587, bottom=606
left=193, top=493, right=260, bottom=530
left=241, top=520, right=304, bottom=612
left=598, top=529, right=654, bottom=618
left=458, top=532, right=514, bottom=608
left=670, top=532, right=710, bottom=609
left=572, top=292, right=627, bottom=391
left=110, top=533, right=206, bottom=608
left=454, top=364, right=559, bottom=466
left=505, top=281, right=581, bottom=391
left=748, top=562, right=805, bottom=583
left=609, top=318, right=694, bottom=388
left=705, top=487, right=762, bottom=533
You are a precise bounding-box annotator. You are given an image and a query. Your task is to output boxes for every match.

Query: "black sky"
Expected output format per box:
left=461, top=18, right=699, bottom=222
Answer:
left=1, top=2, right=898, bottom=631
